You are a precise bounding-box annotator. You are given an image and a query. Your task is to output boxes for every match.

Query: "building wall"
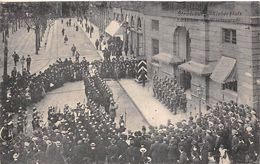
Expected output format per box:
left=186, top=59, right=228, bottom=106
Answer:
left=111, top=7, right=145, bottom=57
left=206, top=21, right=255, bottom=107
left=143, top=2, right=260, bottom=110
left=252, top=25, right=260, bottom=117
left=105, top=2, right=260, bottom=113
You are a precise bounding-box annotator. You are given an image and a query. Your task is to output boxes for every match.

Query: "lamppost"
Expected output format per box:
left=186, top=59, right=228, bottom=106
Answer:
left=197, top=85, right=203, bottom=117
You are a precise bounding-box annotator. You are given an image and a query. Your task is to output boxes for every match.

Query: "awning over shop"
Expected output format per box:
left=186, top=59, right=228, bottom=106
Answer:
left=105, top=20, right=124, bottom=37
left=152, top=53, right=183, bottom=65
left=178, top=61, right=214, bottom=75
left=151, top=62, right=160, bottom=68
left=210, top=56, right=237, bottom=83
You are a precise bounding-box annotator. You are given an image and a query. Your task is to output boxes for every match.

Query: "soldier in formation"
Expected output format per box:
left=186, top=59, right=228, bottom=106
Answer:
left=153, top=75, right=187, bottom=114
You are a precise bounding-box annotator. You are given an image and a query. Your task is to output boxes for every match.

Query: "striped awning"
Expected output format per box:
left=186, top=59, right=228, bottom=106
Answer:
left=210, top=56, right=237, bottom=83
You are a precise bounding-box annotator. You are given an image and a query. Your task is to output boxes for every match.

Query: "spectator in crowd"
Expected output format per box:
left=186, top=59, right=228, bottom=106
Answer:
left=71, top=44, right=76, bottom=56
left=20, top=55, right=25, bottom=70
left=90, top=25, right=94, bottom=38
left=75, top=51, right=80, bottom=63
left=12, top=51, right=20, bottom=66
left=62, top=28, right=65, bottom=36
left=95, top=39, right=99, bottom=50
left=26, top=55, right=31, bottom=72
left=64, top=35, right=68, bottom=43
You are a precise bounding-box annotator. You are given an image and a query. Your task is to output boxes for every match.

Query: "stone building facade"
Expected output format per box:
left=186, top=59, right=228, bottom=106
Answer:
left=104, top=2, right=260, bottom=116
left=98, top=2, right=146, bottom=58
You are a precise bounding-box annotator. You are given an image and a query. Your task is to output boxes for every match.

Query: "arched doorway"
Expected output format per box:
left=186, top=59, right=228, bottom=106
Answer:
left=136, top=17, right=143, bottom=56
left=174, top=26, right=191, bottom=90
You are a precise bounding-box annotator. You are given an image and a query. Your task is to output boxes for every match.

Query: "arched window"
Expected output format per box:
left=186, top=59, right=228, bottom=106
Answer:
left=131, top=16, right=135, bottom=27
left=137, top=17, right=142, bottom=30
left=173, top=26, right=190, bottom=61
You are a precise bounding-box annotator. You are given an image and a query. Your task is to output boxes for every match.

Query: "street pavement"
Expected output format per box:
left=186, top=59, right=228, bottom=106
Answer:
left=118, top=79, right=208, bottom=127
left=77, top=18, right=104, bottom=59
left=0, top=28, right=34, bottom=70
left=0, top=22, right=29, bottom=67
left=106, top=80, right=149, bottom=131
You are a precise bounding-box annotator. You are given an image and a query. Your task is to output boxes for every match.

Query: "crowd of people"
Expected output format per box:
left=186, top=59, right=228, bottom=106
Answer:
left=153, top=75, right=187, bottom=115
left=99, top=57, right=138, bottom=79
left=1, top=59, right=260, bottom=164
left=1, top=53, right=260, bottom=164
left=5, top=57, right=90, bottom=107
left=1, top=101, right=122, bottom=164
left=106, top=37, right=124, bottom=59
left=0, top=57, right=91, bottom=145
left=2, top=99, right=259, bottom=164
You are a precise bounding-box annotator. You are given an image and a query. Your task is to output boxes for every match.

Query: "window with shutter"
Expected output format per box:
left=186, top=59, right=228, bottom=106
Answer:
left=222, top=28, right=236, bottom=44
left=151, top=20, right=159, bottom=31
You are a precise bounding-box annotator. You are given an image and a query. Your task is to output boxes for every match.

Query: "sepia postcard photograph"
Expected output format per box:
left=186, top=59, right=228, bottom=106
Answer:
left=0, top=1, right=259, bottom=164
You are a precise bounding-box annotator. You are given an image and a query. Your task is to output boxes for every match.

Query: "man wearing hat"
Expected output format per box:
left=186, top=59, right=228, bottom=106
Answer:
left=109, top=100, right=118, bottom=122
left=119, top=115, right=126, bottom=133
left=200, top=139, right=210, bottom=164
left=116, top=137, right=129, bottom=163
left=150, top=140, right=160, bottom=163
left=107, top=139, right=119, bottom=163
left=178, top=146, right=189, bottom=164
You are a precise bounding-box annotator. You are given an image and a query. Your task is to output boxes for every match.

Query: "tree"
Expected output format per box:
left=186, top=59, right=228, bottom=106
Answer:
left=24, top=2, right=53, bottom=54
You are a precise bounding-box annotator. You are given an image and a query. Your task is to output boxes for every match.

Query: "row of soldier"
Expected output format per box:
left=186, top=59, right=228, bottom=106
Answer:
left=84, top=72, right=113, bottom=116
left=153, top=75, right=187, bottom=115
